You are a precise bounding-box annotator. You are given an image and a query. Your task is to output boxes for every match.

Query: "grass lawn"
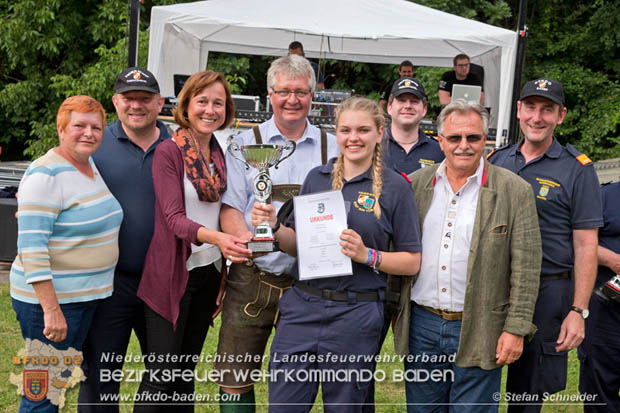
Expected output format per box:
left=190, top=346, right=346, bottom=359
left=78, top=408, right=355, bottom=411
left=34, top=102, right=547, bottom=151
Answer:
left=0, top=283, right=585, bottom=412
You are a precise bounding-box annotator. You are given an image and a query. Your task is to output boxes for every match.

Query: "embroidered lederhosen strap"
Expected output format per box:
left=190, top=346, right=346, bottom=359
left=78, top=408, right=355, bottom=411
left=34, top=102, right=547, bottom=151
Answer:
left=251, top=125, right=327, bottom=203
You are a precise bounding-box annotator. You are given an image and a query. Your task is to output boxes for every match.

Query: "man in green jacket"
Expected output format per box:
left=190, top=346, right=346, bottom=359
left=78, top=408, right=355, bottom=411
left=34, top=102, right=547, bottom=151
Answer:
left=393, top=99, right=542, bottom=412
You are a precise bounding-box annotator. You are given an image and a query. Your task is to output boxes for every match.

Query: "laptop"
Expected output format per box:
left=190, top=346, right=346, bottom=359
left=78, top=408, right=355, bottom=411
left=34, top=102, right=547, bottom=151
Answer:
left=451, top=84, right=482, bottom=103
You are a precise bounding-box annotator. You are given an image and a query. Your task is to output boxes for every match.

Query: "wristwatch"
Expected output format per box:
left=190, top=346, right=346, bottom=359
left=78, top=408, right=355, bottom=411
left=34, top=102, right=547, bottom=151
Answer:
left=570, top=305, right=589, bottom=319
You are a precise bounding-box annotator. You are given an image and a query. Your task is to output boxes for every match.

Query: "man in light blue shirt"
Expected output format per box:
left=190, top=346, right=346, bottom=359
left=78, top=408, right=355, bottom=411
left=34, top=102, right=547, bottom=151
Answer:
left=214, top=54, right=338, bottom=413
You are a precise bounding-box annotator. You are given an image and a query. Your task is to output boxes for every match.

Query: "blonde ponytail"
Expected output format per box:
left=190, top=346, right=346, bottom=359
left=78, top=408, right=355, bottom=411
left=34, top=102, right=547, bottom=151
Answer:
left=371, top=144, right=383, bottom=219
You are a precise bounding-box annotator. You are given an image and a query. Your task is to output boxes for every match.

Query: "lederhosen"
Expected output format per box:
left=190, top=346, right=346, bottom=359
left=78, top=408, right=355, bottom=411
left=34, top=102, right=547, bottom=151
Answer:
left=212, top=125, right=329, bottom=388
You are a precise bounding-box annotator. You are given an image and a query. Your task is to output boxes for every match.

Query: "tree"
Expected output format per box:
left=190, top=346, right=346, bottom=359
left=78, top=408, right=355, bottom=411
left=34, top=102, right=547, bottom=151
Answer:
left=0, top=0, right=191, bottom=160
left=519, top=0, right=620, bottom=159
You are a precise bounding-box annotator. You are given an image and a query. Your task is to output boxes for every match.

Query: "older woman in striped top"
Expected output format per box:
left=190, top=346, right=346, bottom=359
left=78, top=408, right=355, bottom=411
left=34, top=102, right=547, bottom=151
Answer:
left=10, top=95, right=123, bottom=413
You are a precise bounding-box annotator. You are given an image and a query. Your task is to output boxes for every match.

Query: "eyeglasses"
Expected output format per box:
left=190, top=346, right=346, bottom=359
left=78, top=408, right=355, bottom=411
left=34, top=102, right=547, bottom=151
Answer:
left=455, top=63, right=470, bottom=68
left=443, top=134, right=484, bottom=144
left=270, top=89, right=311, bottom=98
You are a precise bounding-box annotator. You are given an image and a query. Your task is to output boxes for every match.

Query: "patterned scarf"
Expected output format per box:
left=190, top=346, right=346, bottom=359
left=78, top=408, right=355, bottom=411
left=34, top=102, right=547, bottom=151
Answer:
left=172, top=128, right=227, bottom=202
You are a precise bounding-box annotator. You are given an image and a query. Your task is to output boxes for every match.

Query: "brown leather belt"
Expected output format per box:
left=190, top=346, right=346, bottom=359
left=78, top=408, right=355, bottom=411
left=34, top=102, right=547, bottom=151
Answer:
left=421, top=305, right=463, bottom=321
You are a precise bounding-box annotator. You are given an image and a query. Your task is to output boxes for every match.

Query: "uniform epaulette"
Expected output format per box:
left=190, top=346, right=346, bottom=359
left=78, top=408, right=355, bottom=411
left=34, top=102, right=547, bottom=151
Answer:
left=486, top=143, right=511, bottom=160
left=566, top=143, right=593, bottom=166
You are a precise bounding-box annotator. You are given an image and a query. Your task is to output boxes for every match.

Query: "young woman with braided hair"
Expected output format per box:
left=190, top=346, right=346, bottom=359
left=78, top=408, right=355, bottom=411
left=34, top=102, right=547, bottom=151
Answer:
left=251, top=96, right=422, bottom=412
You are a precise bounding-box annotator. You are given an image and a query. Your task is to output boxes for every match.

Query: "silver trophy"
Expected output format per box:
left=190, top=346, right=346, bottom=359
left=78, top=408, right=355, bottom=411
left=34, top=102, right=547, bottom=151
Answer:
left=228, top=140, right=296, bottom=252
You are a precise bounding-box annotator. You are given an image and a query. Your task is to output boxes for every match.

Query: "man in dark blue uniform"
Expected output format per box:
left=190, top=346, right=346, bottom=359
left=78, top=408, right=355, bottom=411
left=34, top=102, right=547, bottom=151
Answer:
left=78, top=68, right=168, bottom=412
left=378, top=60, right=415, bottom=111
left=384, top=77, right=444, bottom=175
left=488, top=78, right=603, bottom=412
left=579, top=181, right=620, bottom=412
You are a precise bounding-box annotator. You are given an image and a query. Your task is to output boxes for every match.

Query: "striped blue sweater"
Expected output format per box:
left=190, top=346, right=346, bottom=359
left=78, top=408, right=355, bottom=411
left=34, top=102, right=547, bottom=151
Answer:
left=10, top=149, right=123, bottom=304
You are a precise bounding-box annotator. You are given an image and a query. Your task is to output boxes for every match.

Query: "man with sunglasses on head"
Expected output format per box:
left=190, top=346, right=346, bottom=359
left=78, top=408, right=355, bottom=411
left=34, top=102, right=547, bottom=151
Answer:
left=438, top=54, right=484, bottom=106
left=394, top=99, right=541, bottom=412
left=213, top=54, right=338, bottom=413
left=488, top=79, right=603, bottom=412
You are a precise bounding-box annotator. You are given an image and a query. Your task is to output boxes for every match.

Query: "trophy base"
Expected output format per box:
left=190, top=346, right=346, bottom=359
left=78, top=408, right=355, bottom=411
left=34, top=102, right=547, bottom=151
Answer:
left=248, top=239, right=279, bottom=253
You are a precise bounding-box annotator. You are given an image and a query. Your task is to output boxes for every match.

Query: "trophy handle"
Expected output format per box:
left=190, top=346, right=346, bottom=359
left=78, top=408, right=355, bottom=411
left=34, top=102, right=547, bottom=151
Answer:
left=227, top=141, right=250, bottom=170
left=273, top=140, right=296, bottom=169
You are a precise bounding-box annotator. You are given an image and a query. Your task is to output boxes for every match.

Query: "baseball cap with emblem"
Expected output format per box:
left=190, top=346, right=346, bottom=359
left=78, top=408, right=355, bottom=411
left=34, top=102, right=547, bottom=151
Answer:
left=520, top=78, right=564, bottom=105
left=390, top=77, right=426, bottom=100
left=115, top=67, right=160, bottom=94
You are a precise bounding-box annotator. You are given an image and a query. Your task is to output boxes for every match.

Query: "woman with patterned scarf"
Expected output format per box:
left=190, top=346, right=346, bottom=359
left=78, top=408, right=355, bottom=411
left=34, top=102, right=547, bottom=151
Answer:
left=135, top=71, right=252, bottom=412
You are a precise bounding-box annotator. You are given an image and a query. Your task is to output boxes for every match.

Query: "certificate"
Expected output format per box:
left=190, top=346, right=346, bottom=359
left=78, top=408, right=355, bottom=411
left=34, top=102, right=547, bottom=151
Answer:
left=293, top=190, right=352, bottom=280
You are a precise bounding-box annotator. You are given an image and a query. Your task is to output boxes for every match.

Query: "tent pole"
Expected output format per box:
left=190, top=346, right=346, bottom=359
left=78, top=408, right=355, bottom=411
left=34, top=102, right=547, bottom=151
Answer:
left=127, top=0, right=141, bottom=68
left=508, top=0, right=528, bottom=144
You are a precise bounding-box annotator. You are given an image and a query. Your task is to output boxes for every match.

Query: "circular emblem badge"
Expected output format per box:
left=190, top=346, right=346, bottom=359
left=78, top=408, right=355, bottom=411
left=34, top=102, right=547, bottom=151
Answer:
left=256, top=181, right=267, bottom=191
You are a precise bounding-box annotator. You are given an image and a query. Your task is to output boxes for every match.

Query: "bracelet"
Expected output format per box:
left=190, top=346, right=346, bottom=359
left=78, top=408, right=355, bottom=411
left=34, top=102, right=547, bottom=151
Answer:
left=365, top=248, right=373, bottom=266
left=372, top=250, right=382, bottom=274
left=369, top=249, right=377, bottom=268
left=271, top=221, right=281, bottom=234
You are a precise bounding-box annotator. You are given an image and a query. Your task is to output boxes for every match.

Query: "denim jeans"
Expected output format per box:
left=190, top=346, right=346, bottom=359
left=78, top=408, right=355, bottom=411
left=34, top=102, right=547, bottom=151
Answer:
left=12, top=298, right=98, bottom=413
left=404, top=304, right=501, bottom=413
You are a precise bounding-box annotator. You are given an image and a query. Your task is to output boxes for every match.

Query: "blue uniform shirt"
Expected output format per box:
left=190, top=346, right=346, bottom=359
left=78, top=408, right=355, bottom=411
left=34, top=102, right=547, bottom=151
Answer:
left=598, top=182, right=620, bottom=284
left=92, top=120, right=170, bottom=274
left=222, top=117, right=338, bottom=275
left=383, top=126, right=444, bottom=175
left=488, top=138, right=603, bottom=275
left=286, top=158, right=422, bottom=292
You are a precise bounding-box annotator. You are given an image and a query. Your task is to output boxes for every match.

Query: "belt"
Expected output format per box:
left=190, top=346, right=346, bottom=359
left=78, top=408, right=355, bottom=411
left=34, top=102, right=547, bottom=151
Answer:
left=420, top=305, right=463, bottom=321
left=295, top=282, right=380, bottom=302
left=541, top=271, right=570, bottom=281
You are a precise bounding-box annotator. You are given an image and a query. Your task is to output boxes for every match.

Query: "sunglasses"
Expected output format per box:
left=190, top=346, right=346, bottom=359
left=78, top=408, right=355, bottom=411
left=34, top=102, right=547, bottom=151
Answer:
left=443, top=134, right=484, bottom=144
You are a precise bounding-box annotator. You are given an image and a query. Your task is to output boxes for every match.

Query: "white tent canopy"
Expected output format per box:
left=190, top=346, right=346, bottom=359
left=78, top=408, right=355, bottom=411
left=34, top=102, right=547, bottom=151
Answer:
left=148, top=0, right=517, bottom=138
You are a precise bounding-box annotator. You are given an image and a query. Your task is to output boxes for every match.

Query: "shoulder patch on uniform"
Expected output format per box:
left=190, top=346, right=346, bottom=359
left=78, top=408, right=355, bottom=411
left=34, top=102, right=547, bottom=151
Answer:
left=566, top=143, right=592, bottom=166
left=486, top=144, right=510, bottom=160
left=576, top=153, right=592, bottom=165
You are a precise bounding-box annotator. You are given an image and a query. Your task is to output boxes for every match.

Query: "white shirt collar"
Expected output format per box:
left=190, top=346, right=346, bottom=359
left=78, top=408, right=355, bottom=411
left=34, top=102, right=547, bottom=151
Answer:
left=435, top=156, right=485, bottom=188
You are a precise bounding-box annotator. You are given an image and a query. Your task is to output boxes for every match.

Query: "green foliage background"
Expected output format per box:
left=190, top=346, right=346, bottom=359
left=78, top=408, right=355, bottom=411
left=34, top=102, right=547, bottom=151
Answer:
left=0, top=0, right=618, bottom=161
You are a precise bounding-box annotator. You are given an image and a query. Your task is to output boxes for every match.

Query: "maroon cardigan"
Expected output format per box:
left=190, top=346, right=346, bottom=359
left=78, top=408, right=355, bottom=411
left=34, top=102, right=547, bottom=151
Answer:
left=138, top=137, right=205, bottom=329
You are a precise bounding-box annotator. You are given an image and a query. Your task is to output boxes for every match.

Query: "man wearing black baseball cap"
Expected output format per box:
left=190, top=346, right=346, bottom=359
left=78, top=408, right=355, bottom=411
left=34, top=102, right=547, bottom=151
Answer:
left=488, top=79, right=603, bottom=412
left=384, top=77, right=444, bottom=175
left=378, top=60, right=415, bottom=111
left=78, top=67, right=169, bottom=412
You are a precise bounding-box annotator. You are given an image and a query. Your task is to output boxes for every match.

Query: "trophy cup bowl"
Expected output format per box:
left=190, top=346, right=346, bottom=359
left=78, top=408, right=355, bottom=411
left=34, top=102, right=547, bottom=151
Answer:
left=228, top=140, right=296, bottom=253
